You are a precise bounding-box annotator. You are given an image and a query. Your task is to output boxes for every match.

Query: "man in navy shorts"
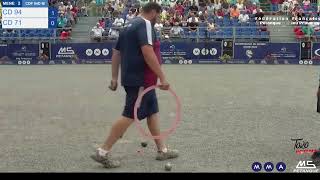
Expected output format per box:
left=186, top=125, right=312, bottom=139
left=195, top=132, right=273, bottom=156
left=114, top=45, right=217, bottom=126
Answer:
left=91, top=2, right=179, bottom=168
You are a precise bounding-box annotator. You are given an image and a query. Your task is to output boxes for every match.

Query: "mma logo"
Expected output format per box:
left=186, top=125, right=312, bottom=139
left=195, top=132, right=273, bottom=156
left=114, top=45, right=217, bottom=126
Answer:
left=293, top=161, right=319, bottom=173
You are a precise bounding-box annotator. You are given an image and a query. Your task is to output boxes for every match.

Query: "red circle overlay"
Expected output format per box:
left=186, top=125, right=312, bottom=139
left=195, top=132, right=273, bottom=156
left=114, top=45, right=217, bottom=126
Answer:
left=133, top=85, right=181, bottom=140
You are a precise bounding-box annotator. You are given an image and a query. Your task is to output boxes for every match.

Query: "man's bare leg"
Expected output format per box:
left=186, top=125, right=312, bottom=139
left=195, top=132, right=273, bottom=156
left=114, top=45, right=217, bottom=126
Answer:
left=147, top=113, right=166, bottom=151
left=147, top=113, right=179, bottom=160
left=101, top=116, right=133, bottom=151
left=91, top=116, right=133, bottom=168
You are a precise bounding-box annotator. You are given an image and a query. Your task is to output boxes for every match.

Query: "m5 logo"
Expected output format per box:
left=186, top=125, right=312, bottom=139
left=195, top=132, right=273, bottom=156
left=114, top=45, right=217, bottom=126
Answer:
left=293, top=161, right=319, bottom=173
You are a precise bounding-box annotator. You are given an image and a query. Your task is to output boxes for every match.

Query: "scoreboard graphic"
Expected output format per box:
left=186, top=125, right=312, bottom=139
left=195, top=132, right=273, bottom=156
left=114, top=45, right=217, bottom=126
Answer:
left=1, top=0, right=57, bottom=29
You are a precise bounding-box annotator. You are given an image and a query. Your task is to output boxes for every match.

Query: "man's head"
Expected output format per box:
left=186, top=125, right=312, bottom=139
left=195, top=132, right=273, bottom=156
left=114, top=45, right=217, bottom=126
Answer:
left=141, top=2, right=162, bottom=25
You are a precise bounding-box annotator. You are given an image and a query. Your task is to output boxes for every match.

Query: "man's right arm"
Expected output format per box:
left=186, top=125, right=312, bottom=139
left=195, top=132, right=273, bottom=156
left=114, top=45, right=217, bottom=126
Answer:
left=141, top=45, right=166, bottom=83
left=137, top=20, right=169, bottom=89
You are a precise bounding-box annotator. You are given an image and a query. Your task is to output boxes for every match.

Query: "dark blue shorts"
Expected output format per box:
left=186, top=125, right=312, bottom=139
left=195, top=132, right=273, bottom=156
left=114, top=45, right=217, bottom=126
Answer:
left=122, top=86, right=159, bottom=120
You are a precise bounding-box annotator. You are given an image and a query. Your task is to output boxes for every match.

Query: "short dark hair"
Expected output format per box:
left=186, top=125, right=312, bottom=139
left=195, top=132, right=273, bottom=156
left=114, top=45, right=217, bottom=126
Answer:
left=142, top=2, right=162, bottom=14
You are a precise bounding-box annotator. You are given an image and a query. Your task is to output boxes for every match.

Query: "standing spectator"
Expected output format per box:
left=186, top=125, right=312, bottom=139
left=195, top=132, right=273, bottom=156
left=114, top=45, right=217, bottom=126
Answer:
left=230, top=5, right=240, bottom=19
left=91, top=23, right=105, bottom=42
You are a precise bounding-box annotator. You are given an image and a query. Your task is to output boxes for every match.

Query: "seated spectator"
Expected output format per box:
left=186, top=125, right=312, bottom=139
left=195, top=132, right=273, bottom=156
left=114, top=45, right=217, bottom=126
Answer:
left=188, top=12, right=199, bottom=24
left=160, top=9, right=168, bottom=22
left=236, top=0, right=244, bottom=10
left=251, top=0, right=260, bottom=7
left=113, top=13, right=125, bottom=27
left=126, top=10, right=136, bottom=23
left=81, top=3, right=88, bottom=17
left=65, top=8, right=75, bottom=27
left=207, top=2, right=215, bottom=15
left=255, top=8, right=264, bottom=20
left=249, top=3, right=258, bottom=14
left=108, top=27, right=120, bottom=39
left=281, top=0, right=290, bottom=14
left=189, top=2, right=199, bottom=15
left=170, top=11, right=183, bottom=25
left=99, top=18, right=106, bottom=29
left=214, top=0, right=222, bottom=10
left=303, top=0, right=310, bottom=10
left=221, top=0, right=230, bottom=10
left=170, top=22, right=184, bottom=37
left=302, top=24, right=315, bottom=39
left=60, top=29, right=69, bottom=42
left=162, top=0, right=171, bottom=7
left=91, top=23, right=105, bottom=42
left=104, top=2, right=115, bottom=18
left=71, top=5, right=78, bottom=23
left=162, top=20, right=172, bottom=39
left=174, top=1, right=185, bottom=16
left=58, top=2, right=66, bottom=14
left=154, top=18, right=163, bottom=32
left=184, top=0, right=192, bottom=8
left=181, top=16, right=189, bottom=28
left=66, top=1, right=73, bottom=10
left=230, top=5, right=240, bottom=19
left=239, top=11, right=249, bottom=23
left=216, top=8, right=225, bottom=18
left=117, top=2, right=125, bottom=14
left=228, top=0, right=237, bottom=5
left=207, top=20, right=217, bottom=32
left=271, top=0, right=280, bottom=12
left=199, top=11, right=206, bottom=21
left=57, top=14, right=67, bottom=28
left=188, top=16, right=199, bottom=32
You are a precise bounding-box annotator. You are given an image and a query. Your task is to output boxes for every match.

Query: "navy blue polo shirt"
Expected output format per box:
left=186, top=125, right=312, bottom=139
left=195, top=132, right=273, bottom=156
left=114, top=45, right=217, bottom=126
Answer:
left=114, top=16, right=156, bottom=87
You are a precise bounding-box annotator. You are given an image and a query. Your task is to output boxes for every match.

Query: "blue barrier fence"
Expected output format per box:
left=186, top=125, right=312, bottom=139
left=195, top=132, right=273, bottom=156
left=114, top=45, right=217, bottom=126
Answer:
left=1, top=42, right=320, bottom=65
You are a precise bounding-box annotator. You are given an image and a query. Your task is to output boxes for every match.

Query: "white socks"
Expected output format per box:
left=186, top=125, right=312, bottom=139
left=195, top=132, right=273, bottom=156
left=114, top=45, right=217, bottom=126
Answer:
left=98, top=148, right=109, bottom=156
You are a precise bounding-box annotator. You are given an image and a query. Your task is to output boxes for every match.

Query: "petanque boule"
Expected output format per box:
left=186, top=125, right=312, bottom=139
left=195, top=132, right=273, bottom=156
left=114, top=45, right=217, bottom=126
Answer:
left=165, top=162, right=172, bottom=171
left=141, top=142, right=148, bottom=147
